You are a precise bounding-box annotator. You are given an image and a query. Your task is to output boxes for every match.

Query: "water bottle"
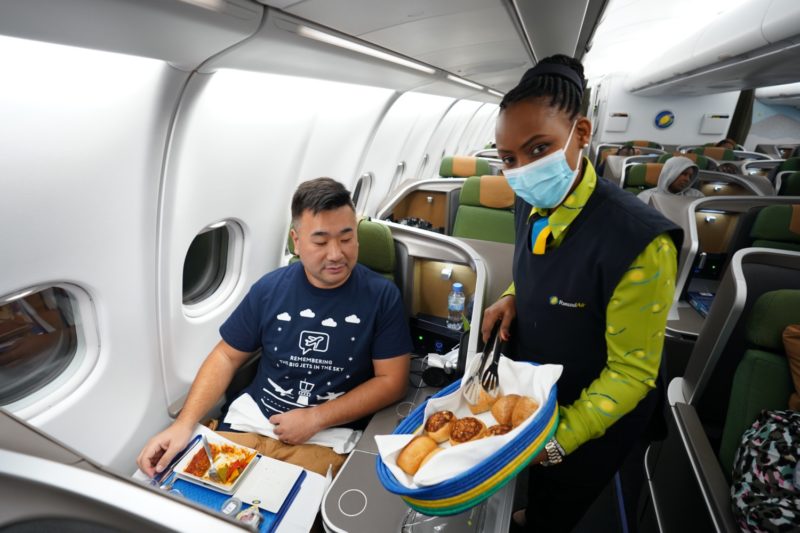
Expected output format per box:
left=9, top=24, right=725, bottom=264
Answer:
left=447, top=282, right=465, bottom=330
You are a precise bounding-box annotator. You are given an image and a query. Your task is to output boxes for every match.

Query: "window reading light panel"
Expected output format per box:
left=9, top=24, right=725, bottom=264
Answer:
left=447, top=75, right=483, bottom=91
left=298, top=26, right=436, bottom=75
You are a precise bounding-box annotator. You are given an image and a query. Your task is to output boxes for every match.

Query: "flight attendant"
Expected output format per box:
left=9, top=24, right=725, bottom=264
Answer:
left=481, top=54, right=682, bottom=531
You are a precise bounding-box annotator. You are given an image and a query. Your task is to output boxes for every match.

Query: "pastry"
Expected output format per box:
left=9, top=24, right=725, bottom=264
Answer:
left=424, top=410, right=456, bottom=443
left=418, top=447, right=443, bottom=470
left=491, top=394, right=521, bottom=425
left=467, top=388, right=498, bottom=415
left=511, top=396, right=539, bottom=427
left=449, top=417, right=487, bottom=445
left=484, top=424, right=512, bottom=437
left=397, top=436, right=438, bottom=475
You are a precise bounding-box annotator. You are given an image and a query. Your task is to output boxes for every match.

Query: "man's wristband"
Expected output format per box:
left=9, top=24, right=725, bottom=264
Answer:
left=541, top=437, right=566, bottom=467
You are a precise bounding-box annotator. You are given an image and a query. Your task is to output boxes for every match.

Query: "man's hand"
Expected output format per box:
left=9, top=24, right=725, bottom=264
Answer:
left=481, top=294, right=516, bottom=342
left=270, top=408, right=323, bottom=445
left=136, top=422, right=194, bottom=478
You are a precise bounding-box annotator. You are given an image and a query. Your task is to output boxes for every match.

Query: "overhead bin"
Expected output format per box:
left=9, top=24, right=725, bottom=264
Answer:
left=755, top=81, right=800, bottom=107
left=626, top=0, right=800, bottom=96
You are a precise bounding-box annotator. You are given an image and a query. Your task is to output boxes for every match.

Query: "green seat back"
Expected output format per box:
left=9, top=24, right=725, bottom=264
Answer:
left=623, top=139, right=662, bottom=149
left=624, top=163, right=663, bottom=191
left=691, top=146, right=735, bottom=161
left=452, top=175, right=515, bottom=244
left=777, top=157, right=800, bottom=174
left=439, top=156, right=491, bottom=178
left=657, top=152, right=713, bottom=170
left=749, top=204, right=800, bottom=252
left=779, top=172, right=800, bottom=196
left=718, top=289, right=800, bottom=479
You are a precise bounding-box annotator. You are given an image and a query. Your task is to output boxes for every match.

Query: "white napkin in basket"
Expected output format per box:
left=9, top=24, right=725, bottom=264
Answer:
left=375, top=357, right=562, bottom=488
left=223, top=393, right=361, bottom=454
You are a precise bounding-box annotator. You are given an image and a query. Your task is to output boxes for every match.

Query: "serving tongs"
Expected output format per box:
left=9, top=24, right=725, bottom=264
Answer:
left=200, top=435, right=222, bottom=483
left=462, top=321, right=501, bottom=404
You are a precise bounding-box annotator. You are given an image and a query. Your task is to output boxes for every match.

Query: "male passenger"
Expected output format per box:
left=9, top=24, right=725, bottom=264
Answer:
left=138, top=178, right=412, bottom=477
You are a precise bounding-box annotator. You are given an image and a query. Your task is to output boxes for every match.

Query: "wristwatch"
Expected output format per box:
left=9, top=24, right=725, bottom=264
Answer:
left=541, top=437, right=565, bottom=467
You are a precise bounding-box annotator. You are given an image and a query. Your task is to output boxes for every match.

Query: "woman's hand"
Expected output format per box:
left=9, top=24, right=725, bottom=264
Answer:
left=481, top=295, right=516, bottom=342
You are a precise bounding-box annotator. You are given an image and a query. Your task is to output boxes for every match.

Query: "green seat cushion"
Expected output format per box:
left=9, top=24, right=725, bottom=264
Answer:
left=779, top=172, right=800, bottom=196
left=439, top=156, right=491, bottom=178
left=356, top=219, right=395, bottom=274
left=745, top=289, right=800, bottom=350
left=777, top=157, right=800, bottom=174
left=452, top=205, right=515, bottom=244
left=625, top=163, right=662, bottom=188
left=718, top=349, right=793, bottom=480
left=657, top=153, right=713, bottom=170
left=691, top=146, right=735, bottom=161
left=750, top=205, right=800, bottom=250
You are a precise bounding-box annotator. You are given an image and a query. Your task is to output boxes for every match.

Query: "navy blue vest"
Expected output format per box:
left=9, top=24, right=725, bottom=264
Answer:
left=512, top=176, right=682, bottom=405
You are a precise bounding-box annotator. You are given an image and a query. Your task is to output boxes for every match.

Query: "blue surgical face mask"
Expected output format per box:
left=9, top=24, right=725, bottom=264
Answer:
left=504, top=121, right=582, bottom=208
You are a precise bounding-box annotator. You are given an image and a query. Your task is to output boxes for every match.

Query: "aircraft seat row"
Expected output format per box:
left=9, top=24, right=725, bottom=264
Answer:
left=641, top=249, right=800, bottom=531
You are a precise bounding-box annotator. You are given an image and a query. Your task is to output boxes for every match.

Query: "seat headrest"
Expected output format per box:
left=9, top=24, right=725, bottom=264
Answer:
left=746, top=289, right=800, bottom=351
left=777, top=157, right=800, bottom=174
left=439, top=156, right=491, bottom=178
left=750, top=205, right=800, bottom=244
left=626, top=163, right=663, bottom=188
left=780, top=172, right=800, bottom=196
left=356, top=218, right=395, bottom=274
left=624, top=139, right=662, bottom=149
left=658, top=152, right=712, bottom=170
left=691, top=146, right=734, bottom=161
left=460, top=175, right=514, bottom=209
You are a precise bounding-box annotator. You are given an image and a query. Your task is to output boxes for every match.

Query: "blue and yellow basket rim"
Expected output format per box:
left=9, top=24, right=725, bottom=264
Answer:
left=376, top=363, right=559, bottom=515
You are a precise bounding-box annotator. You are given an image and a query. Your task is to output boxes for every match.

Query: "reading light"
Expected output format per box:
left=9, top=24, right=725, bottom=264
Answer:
left=446, top=74, right=483, bottom=90
left=488, top=89, right=504, bottom=97
left=297, top=26, right=436, bottom=75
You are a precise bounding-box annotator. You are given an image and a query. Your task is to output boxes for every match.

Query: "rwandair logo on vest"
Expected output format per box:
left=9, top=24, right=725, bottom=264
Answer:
left=549, top=295, right=586, bottom=309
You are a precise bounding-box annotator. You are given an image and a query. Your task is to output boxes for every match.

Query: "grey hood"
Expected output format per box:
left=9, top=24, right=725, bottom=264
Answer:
left=656, top=156, right=700, bottom=195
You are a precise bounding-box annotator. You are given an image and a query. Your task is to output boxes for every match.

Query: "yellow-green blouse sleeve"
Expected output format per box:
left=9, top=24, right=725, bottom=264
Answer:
left=555, top=233, right=678, bottom=454
left=501, top=283, right=516, bottom=298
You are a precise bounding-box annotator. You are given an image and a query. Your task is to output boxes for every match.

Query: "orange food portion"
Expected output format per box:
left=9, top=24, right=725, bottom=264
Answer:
left=183, top=443, right=255, bottom=485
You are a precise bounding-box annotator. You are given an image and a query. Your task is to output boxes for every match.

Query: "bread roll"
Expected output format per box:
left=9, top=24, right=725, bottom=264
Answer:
left=511, top=396, right=539, bottom=427
left=491, top=394, right=521, bottom=425
left=449, top=417, right=487, bottom=445
left=424, top=410, right=455, bottom=443
left=484, top=424, right=512, bottom=437
left=467, top=388, right=498, bottom=415
left=418, top=447, right=443, bottom=470
left=397, top=436, right=438, bottom=476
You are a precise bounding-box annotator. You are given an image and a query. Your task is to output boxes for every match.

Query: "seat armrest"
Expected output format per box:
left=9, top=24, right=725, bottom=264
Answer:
left=672, top=402, right=739, bottom=532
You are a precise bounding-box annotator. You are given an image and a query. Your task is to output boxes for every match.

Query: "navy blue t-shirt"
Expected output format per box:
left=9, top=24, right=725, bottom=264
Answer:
left=220, top=262, right=412, bottom=420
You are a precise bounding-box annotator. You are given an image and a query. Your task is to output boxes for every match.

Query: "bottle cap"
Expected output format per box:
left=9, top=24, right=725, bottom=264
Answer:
left=452, top=282, right=463, bottom=291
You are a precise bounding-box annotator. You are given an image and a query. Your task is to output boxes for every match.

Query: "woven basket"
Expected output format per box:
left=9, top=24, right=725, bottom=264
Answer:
left=376, top=365, right=559, bottom=516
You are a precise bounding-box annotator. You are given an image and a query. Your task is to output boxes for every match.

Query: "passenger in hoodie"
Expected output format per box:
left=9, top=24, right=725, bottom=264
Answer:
left=637, top=156, right=704, bottom=204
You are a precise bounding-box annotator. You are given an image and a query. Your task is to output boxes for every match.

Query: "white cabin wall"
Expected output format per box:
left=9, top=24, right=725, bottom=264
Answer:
left=591, top=74, right=739, bottom=146
left=359, top=92, right=456, bottom=216
left=159, top=70, right=395, bottom=404
left=0, top=35, right=189, bottom=470
left=420, top=99, right=485, bottom=179
left=457, top=104, right=498, bottom=155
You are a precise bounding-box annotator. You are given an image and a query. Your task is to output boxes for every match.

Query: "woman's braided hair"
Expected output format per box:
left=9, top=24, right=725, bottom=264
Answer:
left=500, top=54, right=586, bottom=120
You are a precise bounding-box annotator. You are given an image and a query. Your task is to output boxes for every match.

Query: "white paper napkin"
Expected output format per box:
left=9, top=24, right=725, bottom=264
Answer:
left=223, top=393, right=362, bottom=454
left=375, top=357, right=561, bottom=488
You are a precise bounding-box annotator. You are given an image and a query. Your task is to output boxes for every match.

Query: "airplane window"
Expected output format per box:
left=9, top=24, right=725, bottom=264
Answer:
left=0, top=287, right=77, bottom=406
left=183, top=226, right=230, bottom=305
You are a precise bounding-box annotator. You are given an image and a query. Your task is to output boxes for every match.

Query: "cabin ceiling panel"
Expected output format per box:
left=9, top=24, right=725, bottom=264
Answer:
left=0, top=0, right=262, bottom=70
left=515, top=0, right=589, bottom=59
left=259, top=0, right=532, bottom=93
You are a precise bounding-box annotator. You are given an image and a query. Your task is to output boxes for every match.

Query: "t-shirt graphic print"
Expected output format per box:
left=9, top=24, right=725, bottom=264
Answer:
left=220, top=262, right=412, bottom=419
